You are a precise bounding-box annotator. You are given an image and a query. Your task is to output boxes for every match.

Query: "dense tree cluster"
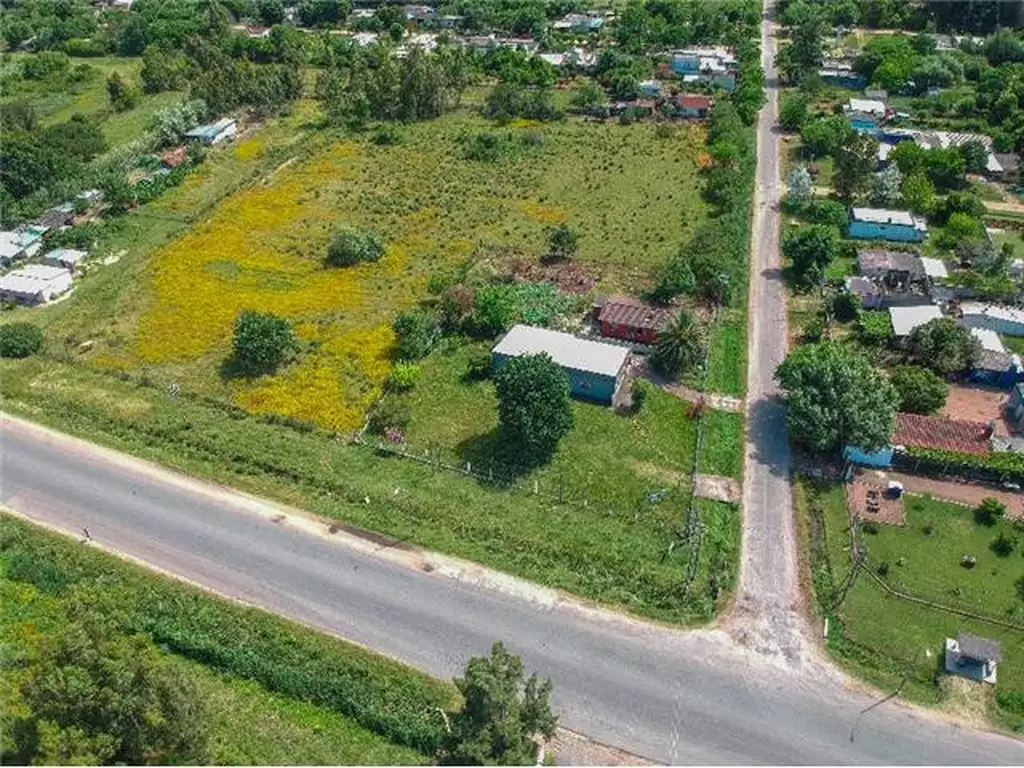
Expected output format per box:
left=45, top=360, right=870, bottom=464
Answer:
left=614, top=0, right=761, bottom=55
left=777, top=0, right=1023, bottom=34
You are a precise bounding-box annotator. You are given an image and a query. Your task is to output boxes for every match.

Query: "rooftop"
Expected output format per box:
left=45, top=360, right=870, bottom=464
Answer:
left=957, top=632, right=1002, bottom=663
left=889, top=305, right=942, bottom=337
left=960, top=302, right=1024, bottom=325
left=851, top=207, right=927, bottom=231
left=493, top=324, right=630, bottom=379
left=0, top=264, right=71, bottom=294
left=969, top=326, right=1006, bottom=354
left=893, top=412, right=991, bottom=455
left=857, top=249, right=924, bottom=276
left=919, top=257, right=948, bottom=279
left=43, top=248, right=87, bottom=265
left=184, top=118, right=236, bottom=141
left=598, top=296, right=676, bottom=332
left=678, top=93, right=712, bottom=109
left=847, top=98, right=887, bottom=116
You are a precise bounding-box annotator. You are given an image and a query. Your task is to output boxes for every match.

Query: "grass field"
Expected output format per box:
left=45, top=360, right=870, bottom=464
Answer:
left=22, top=110, right=709, bottom=433
left=795, top=479, right=1024, bottom=731
left=0, top=516, right=440, bottom=764
left=1, top=55, right=184, bottom=149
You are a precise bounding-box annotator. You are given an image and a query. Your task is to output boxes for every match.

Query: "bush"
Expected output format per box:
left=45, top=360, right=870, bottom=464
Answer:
left=991, top=532, right=1015, bottom=557
left=368, top=397, right=411, bottom=434
left=0, top=322, right=44, bottom=358
left=466, top=349, right=493, bottom=380
left=630, top=379, right=648, bottom=412
left=326, top=229, right=385, bottom=267
left=231, top=311, right=296, bottom=376
left=463, top=132, right=512, bottom=163
left=372, top=126, right=401, bottom=145
left=857, top=310, right=894, bottom=347
left=392, top=310, right=441, bottom=361
left=832, top=291, right=861, bottom=322
left=385, top=362, right=420, bottom=392
left=876, top=559, right=889, bottom=575
left=975, top=497, right=1007, bottom=526
left=862, top=520, right=880, bottom=535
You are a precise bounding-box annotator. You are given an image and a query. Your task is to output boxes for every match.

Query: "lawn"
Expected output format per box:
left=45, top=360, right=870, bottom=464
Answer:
left=796, top=479, right=1024, bottom=731
left=700, top=408, right=744, bottom=479
left=0, top=516, right=440, bottom=764
left=705, top=308, right=747, bottom=397
left=24, top=110, right=709, bottom=433
left=400, top=339, right=698, bottom=508
left=1, top=54, right=185, bottom=150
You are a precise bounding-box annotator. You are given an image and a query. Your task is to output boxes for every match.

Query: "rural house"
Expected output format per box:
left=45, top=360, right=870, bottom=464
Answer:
left=552, top=12, right=604, bottom=32
left=818, top=62, right=866, bottom=89
left=848, top=207, right=928, bottom=243
left=967, top=327, right=1023, bottom=389
left=945, top=633, right=1001, bottom=684
left=856, top=248, right=925, bottom=284
left=185, top=117, right=238, bottom=146
left=959, top=302, right=1024, bottom=337
left=492, top=324, right=630, bottom=405
left=676, top=93, right=712, bottom=118
left=42, top=248, right=87, bottom=271
left=845, top=98, right=887, bottom=133
left=670, top=47, right=737, bottom=91
left=0, top=264, right=73, bottom=305
left=0, top=227, right=46, bottom=266
left=597, top=296, right=677, bottom=346
left=845, top=412, right=993, bottom=468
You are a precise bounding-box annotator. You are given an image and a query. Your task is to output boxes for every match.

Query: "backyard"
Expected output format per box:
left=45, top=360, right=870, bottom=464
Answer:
left=796, top=479, right=1024, bottom=731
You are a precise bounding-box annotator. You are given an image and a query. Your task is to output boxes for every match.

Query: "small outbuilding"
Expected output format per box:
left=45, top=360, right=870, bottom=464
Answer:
left=492, top=324, right=630, bottom=405
left=597, top=296, right=677, bottom=346
left=676, top=93, right=712, bottom=118
left=41, top=248, right=88, bottom=271
left=0, top=227, right=46, bottom=266
left=889, top=305, right=942, bottom=338
left=184, top=117, right=238, bottom=146
left=945, top=632, right=1001, bottom=684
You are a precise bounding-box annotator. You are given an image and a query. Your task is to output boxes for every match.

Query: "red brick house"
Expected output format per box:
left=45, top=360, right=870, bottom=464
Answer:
left=597, top=296, right=677, bottom=346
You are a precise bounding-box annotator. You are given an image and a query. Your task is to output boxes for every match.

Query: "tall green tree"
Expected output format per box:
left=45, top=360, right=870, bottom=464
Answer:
left=888, top=364, right=948, bottom=414
left=904, top=317, right=981, bottom=375
left=776, top=341, right=898, bottom=453
left=440, top=642, right=557, bottom=766
left=834, top=132, right=879, bottom=201
left=9, top=618, right=210, bottom=765
left=106, top=70, right=139, bottom=112
left=650, top=311, right=705, bottom=379
left=493, top=353, right=573, bottom=461
left=783, top=223, right=840, bottom=287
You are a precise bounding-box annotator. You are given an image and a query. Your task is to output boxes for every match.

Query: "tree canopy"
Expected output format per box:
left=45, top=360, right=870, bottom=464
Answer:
left=440, top=642, right=557, bottom=766
left=493, top=353, right=573, bottom=461
left=904, top=317, right=981, bottom=375
left=783, top=223, right=840, bottom=287
left=650, top=311, right=705, bottom=379
left=776, top=341, right=898, bottom=454
left=888, top=364, right=948, bottom=414
left=231, top=310, right=297, bottom=376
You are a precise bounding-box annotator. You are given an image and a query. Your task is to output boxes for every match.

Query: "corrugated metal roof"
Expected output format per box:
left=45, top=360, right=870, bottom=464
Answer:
left=857, top=249, right=924, bottom=276
left=961, top=302, right=1024, bottom=325
left=958, top=632, right=1002, bottom=663
left=893, top=413, right=991, bottom=455
left=851, top=207, right=926, bottom=230
left=889, top=305, right=942, bottom=337
left=493, top=325, right=630, bottom=378
left=598, top=297, right=676, bottom=332
left=919, top=257, right=948, bottom=279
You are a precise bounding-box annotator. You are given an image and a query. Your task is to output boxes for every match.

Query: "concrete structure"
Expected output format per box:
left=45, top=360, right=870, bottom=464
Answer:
left=670, top=46, right=737, bottom=91
left=42, top=248, right=87, bottom=271
left=0, top=227, right=46, bottom=266
left=845, top=276, right=883, bottom=309
left=919, top=257, right=948, bottom=280
left=597, top=297, right=676, bottom=346
left=404, top=4, right=435, bottom=22
left=184, top=117, right=238, bottom=146
left=849, top=207, right=928, bottom=243
left=945, top=633, right=1001, bottom=685
left=0, top=264, right=73, bottom=305
left=492, top=324, right=630, bottom=405
left=889, top=305, right=942, bottom=338
left=639, top=79, right=662, bottom=98
left=960, top=302, right=1024, bottom=337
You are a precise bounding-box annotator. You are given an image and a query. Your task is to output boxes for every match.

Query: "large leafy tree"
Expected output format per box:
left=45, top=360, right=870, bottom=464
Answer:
left=783, top=224, right=840, bottom=287
left=440, top=642, right=557, bottom=766
left=888, top=365, right=948, bottom=414
left=834, top=133, right=879, bottom=201
left=905, top=317, right=981, bottom=375
left=493, top=353, right=573, bottom=461
left=9, top=618, right=210, bottom=765
left=231, top=310, right=297, bottom=376
left=776, top=342, right=898, bottom=454
left=650, top=311, right=705, bottom=379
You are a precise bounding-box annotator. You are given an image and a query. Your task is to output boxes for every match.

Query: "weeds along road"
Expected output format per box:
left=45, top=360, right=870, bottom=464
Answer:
left=3, top=410, right=1023, bottom=764
left=3, top=9, right=1024, bottom=766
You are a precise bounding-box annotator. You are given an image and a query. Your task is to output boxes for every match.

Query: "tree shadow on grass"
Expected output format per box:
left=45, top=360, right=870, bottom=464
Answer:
left=454, top=427, right=552, bottom=486
left=218, top=355, right=276, bottom=382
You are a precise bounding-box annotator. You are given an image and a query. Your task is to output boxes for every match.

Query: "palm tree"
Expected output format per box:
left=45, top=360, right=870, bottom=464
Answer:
left=651, top=311, right=705, bottom=380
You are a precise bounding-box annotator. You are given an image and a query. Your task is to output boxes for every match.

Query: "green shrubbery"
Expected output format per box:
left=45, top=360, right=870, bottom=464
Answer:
left=326, top=229, right=386, bottom=268
left=0, top=323, right=44, bottom=358
left=0, top=518, right=454, bottom=754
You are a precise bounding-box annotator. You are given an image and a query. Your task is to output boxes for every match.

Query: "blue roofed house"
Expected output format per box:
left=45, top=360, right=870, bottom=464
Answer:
left=960, top=302, right=1024, bottom=337
left=845, top=98, right=887, bottom=133
left=848, top=207, right=928, bottom=243
left=638, top=79, right=663, bottom=98
left=670, top=47, right=737, bottom=91
left=492, top=324, right=630, bottom=405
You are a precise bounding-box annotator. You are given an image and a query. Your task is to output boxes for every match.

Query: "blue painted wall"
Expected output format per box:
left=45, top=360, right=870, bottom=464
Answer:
left=969, top=365, right=1024, bottom=389
left=962, top=315, right=1024, bottom=337
left=844, top=445, right=895, bottom=467
left=849, top=117, right=880, bottom=134
left=848, top=220, right=925, bottom=243
left=492, top=353, right=619, bottom=404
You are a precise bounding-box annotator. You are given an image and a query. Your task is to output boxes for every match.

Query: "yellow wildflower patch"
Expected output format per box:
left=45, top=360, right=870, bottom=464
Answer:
left=233, top=136, right=266, bottom=161
left=516, top=200, right=566, bottom=225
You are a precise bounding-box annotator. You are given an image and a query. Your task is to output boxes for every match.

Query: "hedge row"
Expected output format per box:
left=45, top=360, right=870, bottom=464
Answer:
left=0, top=517, right=455, bottom=754
left=900, top=445, right=1024, bottom=485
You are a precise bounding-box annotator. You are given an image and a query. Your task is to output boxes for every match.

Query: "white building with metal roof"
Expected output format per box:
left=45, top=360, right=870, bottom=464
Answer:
left=889, top=305, right=942, bottom=338
left=0, top=264, right=73, bottom=305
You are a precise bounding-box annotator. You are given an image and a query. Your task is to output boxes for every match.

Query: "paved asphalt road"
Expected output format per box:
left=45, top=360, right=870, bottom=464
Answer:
left=3, top=9, right=1024, bottom=766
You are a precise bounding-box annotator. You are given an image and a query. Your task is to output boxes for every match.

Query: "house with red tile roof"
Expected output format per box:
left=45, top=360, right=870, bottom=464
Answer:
left=891, top=413, right=992, bottom=455
left=596, top=296, right=677, bottom=346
